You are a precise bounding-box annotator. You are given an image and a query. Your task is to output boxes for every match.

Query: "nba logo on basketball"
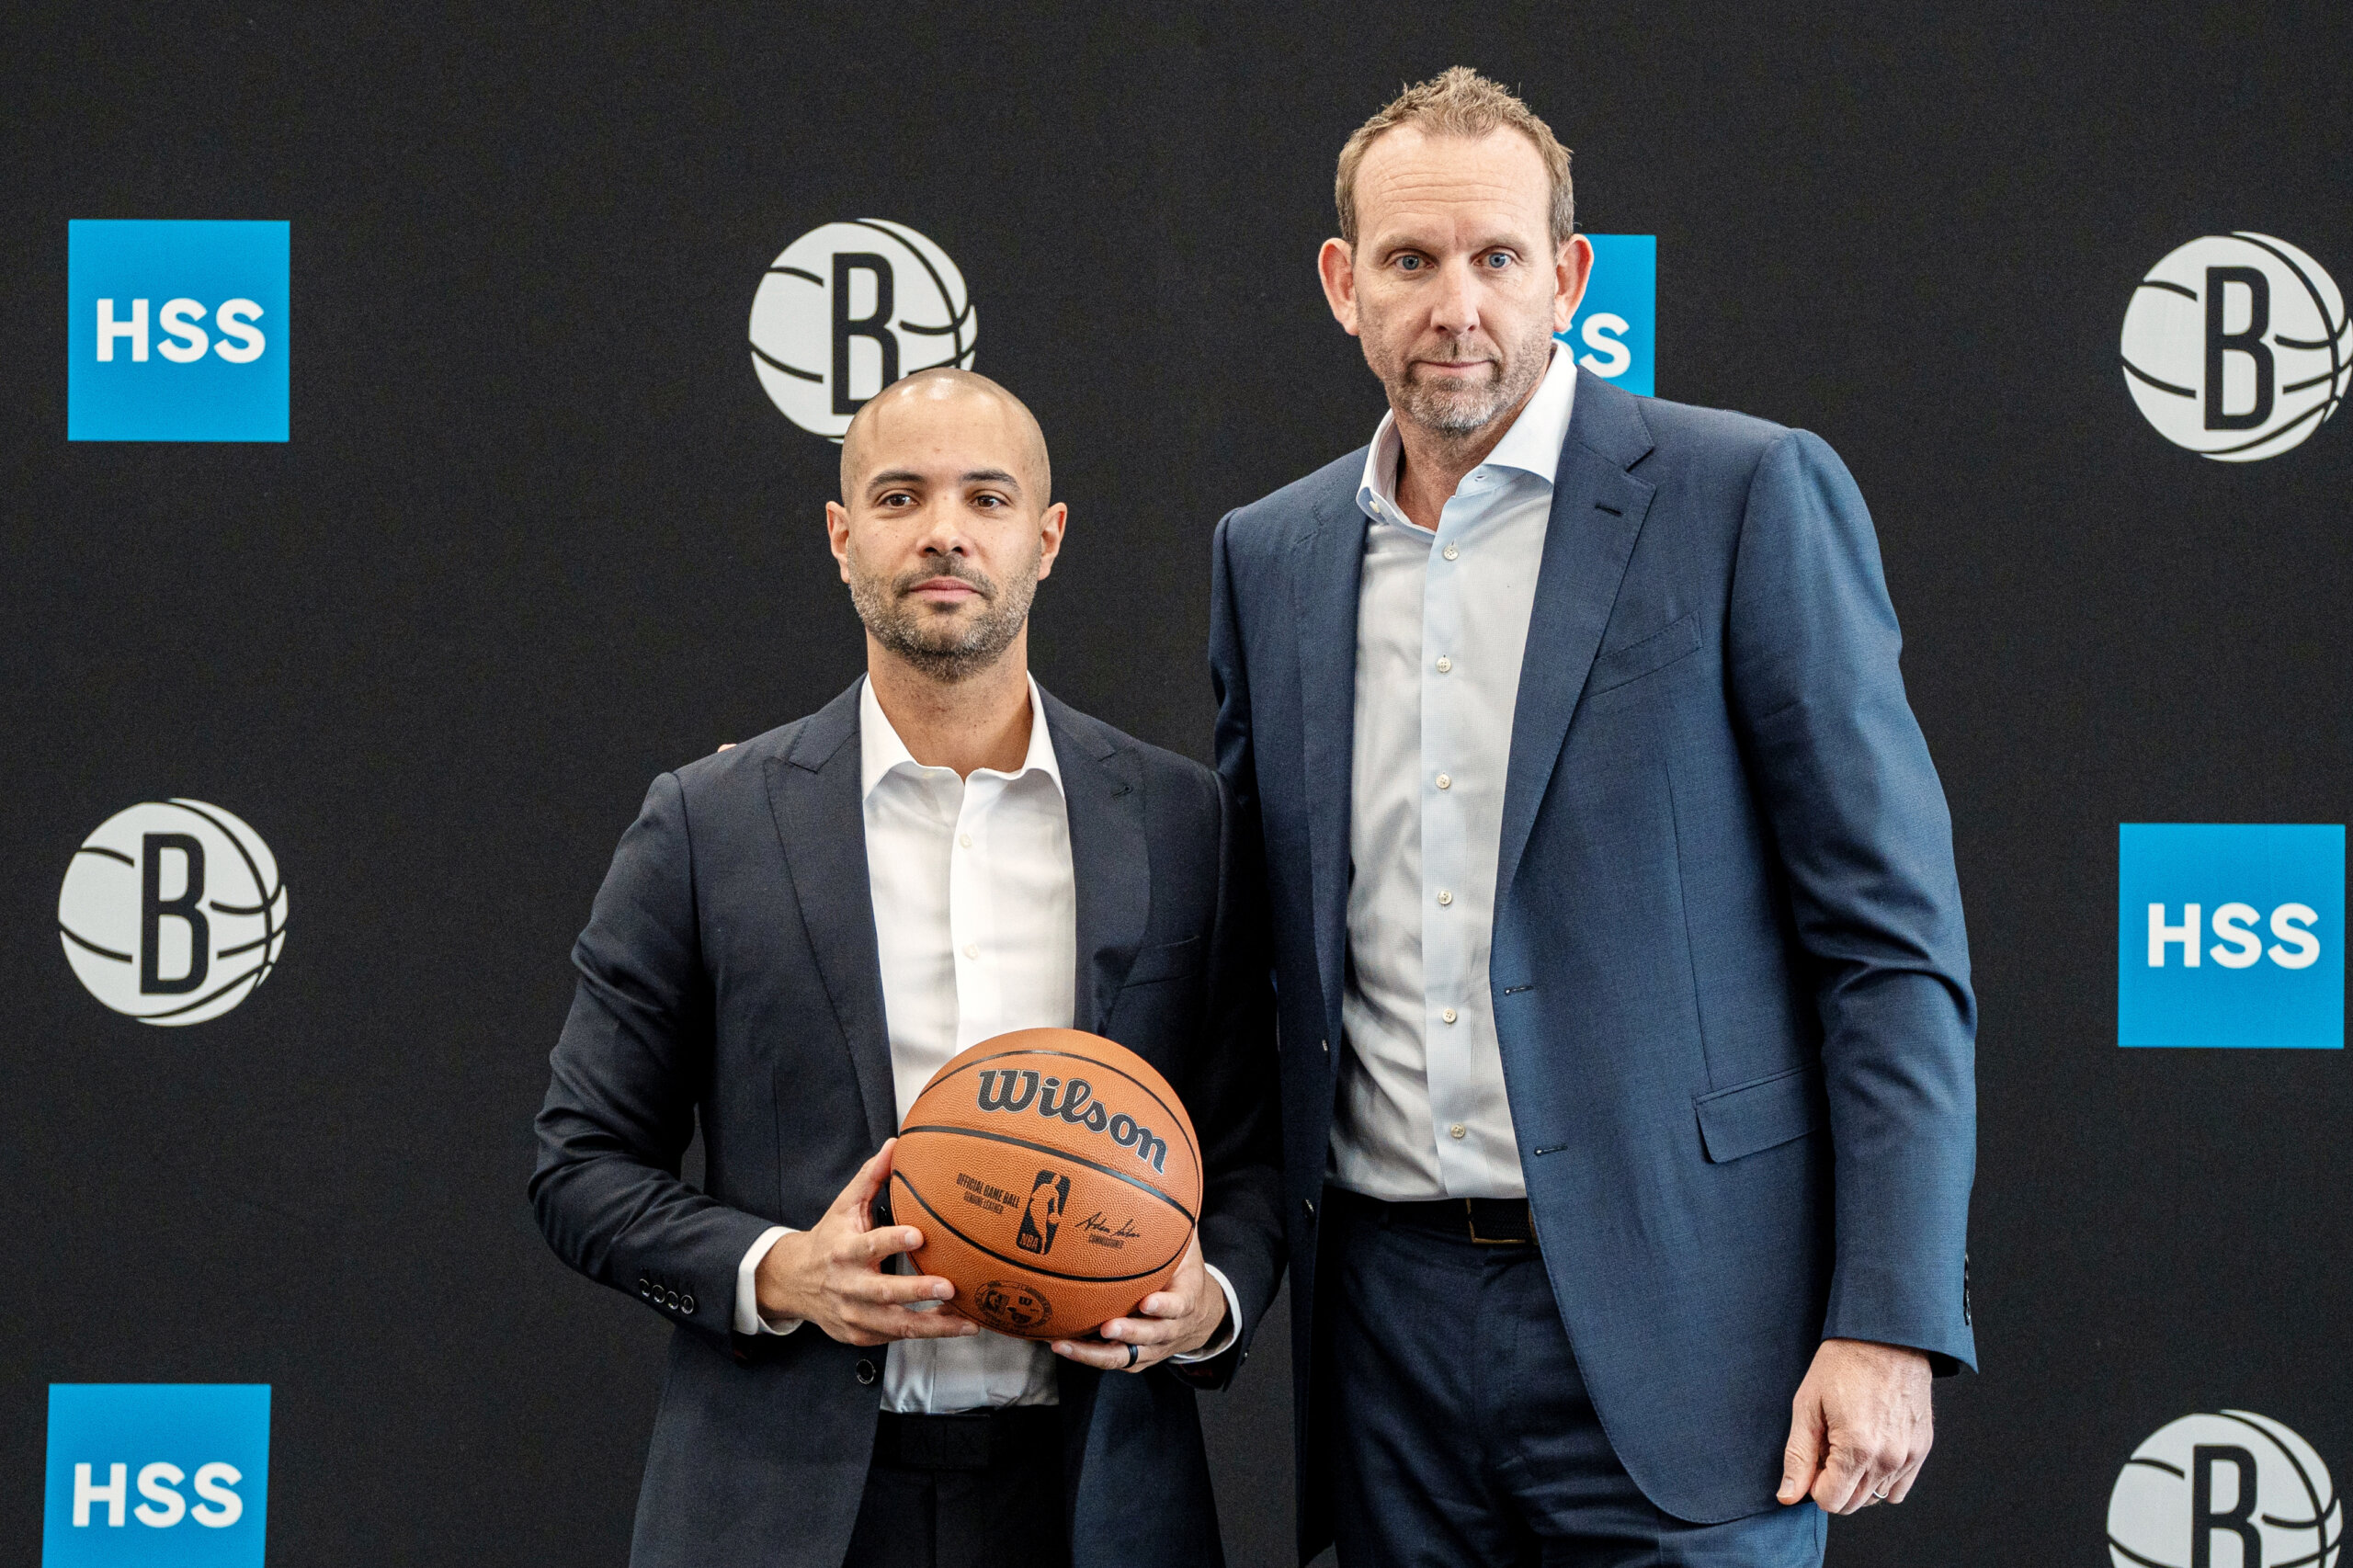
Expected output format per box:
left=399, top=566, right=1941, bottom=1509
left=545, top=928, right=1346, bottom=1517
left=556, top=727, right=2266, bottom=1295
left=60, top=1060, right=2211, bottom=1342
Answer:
left=1017, top=1171, right=1069, bottom=1256
left=746, top=219, right=977, bottom=440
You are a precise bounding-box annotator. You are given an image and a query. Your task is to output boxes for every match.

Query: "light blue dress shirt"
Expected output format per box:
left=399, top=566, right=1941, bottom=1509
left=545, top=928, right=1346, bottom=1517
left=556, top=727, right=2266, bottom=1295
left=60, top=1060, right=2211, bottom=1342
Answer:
left=1332, top=346, right=1578, bottom=1201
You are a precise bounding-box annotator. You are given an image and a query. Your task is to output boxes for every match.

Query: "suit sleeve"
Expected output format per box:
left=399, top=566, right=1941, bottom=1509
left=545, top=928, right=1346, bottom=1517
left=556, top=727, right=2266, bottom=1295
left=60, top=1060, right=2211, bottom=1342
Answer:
left=1174, top=513, right=1286, bottom=1391
left=1208, top=511, right=1258, bottom=827
left=529, top=771, right=775, bottom=1342
left=1724, top=431, right=1978, bottom=1374
left=1172, top=767, right=1285, bottom=1392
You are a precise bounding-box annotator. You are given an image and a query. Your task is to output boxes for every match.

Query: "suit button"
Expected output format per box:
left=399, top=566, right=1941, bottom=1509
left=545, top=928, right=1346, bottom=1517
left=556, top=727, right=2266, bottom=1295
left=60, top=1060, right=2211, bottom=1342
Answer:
left=856, top=1359, right=879, bottom=1386
left=681, top=1293, right=696, bottom=1315
left=1301, top=1198, right=1316, bottom=1221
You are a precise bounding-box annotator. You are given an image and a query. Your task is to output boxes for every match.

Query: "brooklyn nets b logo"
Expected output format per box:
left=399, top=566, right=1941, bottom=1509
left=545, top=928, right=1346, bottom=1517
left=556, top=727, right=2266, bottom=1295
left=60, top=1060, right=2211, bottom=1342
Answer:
left=747, top=220, right=977, bottom=440
left=1017, top=1170, right=1069, bottom=1256
left=2120, top=233, right=2349, bottom=461
left=57, top=800, right=288, bottom=1025
left=2108, top=1410, right=2340, bottom=1568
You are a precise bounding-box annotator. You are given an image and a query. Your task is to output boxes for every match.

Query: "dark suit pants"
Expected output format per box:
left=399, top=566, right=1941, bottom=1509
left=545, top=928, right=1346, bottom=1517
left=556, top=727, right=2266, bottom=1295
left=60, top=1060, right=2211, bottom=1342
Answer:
left=1325, top=1189, right=1826, bottom=1568
left=842, top=1407, right=1070, bottom=1568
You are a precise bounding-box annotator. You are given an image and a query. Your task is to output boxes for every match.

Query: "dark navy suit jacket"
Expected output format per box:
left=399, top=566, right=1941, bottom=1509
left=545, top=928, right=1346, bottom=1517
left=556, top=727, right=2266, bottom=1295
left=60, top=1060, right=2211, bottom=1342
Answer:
left=532, top=683, right=1283, bottom=1568
left=1208, top=370, right=1976, bottom=1546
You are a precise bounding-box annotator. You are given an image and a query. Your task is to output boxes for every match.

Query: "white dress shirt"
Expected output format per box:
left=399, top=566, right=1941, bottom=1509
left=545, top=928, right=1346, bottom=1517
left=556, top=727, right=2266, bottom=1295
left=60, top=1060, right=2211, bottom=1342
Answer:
left=1331, top=345, right=1578, bottom=1201
left=735, top=676, right=1236, bottom=1409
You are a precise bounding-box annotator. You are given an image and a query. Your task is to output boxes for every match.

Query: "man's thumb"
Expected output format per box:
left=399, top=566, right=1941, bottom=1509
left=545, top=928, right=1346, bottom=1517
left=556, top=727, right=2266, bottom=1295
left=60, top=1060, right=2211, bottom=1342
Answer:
left=1779, top=1408, right=1823, bottom=1505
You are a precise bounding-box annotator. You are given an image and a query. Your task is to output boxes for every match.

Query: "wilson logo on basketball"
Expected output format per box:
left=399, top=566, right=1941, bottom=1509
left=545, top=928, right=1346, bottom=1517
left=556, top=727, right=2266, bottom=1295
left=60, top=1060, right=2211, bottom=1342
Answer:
left=974, top=1070, right=1171, bottom=1174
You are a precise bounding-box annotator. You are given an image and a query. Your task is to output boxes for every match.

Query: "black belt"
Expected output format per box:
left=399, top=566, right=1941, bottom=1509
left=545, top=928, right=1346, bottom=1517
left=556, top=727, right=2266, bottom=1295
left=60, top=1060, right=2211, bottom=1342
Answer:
left=1337, top=1188, right=1540, bottom=1248
left=871, top=1405, right=1060, bottom=1472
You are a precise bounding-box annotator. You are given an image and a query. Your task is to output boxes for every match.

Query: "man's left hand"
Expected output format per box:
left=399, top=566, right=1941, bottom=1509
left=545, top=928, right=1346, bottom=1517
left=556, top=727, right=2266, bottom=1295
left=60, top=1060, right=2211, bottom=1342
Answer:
left=1050, top=1233, right=1225, bottom=1373
left=1778, top=1338, right=1934, bottom=1514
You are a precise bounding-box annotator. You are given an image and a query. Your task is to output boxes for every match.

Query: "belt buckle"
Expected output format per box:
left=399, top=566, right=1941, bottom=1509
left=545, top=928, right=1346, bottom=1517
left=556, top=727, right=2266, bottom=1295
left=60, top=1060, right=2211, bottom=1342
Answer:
left=1463, top=1199, right=1519, bottom=1246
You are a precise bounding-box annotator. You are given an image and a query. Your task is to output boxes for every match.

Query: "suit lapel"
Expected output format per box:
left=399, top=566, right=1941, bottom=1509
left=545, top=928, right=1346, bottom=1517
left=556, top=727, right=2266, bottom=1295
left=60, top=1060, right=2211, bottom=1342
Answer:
left=1496, top=372, right=1658, bottom=904
left=765, top=682, right=898, bottom=1149
left=1046, top=692, right=1148, bottom=1037
left=1290, top=493, right=1369, bottom=1040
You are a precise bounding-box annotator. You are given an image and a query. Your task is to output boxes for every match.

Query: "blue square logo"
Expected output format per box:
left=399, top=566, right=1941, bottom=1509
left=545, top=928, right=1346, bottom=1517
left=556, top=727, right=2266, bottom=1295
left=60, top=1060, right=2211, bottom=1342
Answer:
left=43, top=1385, right=270, bottom=1566
left=67, top=221, right=289, bottom=441
left=2118, top=824, right=2345, bottom=1048
left=1559, top=233, right=1654, bottom=396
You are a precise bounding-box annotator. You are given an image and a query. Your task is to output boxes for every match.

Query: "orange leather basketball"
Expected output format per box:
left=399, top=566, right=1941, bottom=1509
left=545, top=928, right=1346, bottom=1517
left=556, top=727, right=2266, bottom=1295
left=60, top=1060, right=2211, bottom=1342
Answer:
left=889, top=1028, right=1202, bottom=1341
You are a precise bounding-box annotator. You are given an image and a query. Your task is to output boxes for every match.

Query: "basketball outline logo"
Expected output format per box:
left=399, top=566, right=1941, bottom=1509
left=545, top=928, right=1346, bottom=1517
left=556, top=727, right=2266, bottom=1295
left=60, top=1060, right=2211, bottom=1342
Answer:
left=972, top=1281, right=1053, bottom=1333
left=1017, top=1170, right=1069, bottom=1256
left=2120, top=233, right=2350, bottom=461
left=2107, top=1409, right=2341, bottom=1568
left=747, top=219, right=976, bottom=442
left=56, top=800, right=288, bottom=1026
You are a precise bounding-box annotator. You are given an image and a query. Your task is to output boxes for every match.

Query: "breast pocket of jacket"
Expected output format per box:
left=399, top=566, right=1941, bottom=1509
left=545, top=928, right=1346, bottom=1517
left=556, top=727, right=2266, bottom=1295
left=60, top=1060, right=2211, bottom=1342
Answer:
left=1586, top=610, right=1702, bottom=699
left=1693, top=1062, right=1825, bottom=1164
left=1123, top=935, right=1205, bottom=987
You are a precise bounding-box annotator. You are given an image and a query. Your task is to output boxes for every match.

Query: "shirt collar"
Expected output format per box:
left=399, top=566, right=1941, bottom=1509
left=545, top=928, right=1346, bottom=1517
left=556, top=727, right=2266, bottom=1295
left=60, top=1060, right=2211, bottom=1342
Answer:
left=859, top=675, right=1065, bottom=801
left=1358, top=342, right=1579, bottom=525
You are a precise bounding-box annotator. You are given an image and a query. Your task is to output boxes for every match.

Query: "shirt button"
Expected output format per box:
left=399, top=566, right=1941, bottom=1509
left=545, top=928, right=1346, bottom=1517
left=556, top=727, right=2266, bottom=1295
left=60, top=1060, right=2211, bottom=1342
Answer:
left=959, top=834, right=972, bottom=848
left=1436, top=890, right=1454, bottom=907
left=962, top=944, right=980, bottom=960
left=1442, top=543, right=1459, bottom=561
left=1449, top=1123, right=1467, bottom=1140
left=1442, top=1007, right=1458, bottom=1024
left=1435, top=773, right=1451, bottom=790
left=1436, top=656, right=1452, bottom=674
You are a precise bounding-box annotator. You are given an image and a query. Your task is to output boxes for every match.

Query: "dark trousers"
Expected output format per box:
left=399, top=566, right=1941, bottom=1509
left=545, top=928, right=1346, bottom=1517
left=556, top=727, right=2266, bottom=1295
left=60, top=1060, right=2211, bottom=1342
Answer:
left=1324, top=1189, right=1826, bottom=1568
left=841, top=1407, right=1070, bottom=1568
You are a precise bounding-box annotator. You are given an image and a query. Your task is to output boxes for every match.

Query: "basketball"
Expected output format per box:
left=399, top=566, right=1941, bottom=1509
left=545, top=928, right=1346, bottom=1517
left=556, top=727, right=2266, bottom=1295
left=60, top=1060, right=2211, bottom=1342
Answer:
left=889, top=1028, right=1201, bottom=1341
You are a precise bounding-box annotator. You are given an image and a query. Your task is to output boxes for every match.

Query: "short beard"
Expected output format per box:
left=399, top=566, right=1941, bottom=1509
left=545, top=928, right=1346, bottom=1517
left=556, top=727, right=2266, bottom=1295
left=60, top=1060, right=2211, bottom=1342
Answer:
left=847, top=551, right=1038, bottom=685
left=1380, top=321, right=1558, bottom=441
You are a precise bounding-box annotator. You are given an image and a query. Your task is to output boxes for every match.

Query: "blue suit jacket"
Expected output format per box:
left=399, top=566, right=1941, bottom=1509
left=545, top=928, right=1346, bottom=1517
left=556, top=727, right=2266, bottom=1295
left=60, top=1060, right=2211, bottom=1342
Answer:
left=1208, top=370, right=1976, bottom=1543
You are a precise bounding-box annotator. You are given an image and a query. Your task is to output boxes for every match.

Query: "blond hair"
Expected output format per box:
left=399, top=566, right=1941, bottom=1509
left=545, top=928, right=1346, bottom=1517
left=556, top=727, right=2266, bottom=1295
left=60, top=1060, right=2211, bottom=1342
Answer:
left=1335, top=66, right=1574, bottom=247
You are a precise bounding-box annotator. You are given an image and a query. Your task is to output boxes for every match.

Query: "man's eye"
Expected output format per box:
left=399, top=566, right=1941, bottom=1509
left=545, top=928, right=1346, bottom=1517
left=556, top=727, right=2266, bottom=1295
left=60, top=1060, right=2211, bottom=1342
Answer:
left=1483, top=252, right=1513, bottom=269
left=1396, top=256, right=1425, bottom=272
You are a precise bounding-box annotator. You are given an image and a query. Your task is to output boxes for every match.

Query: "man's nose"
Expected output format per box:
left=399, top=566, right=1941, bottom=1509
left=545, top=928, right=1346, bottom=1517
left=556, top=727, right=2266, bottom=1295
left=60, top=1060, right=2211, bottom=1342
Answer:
left=914, top=505, right=970, bottom=556
left=1429, top=257, right=1483, bottom=335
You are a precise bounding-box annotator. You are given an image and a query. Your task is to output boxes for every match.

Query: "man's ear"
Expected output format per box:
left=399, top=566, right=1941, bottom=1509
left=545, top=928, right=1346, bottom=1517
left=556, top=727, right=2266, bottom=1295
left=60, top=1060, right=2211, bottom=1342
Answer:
left=825, top=500, right=853, bottom=583
left=1553, top=233, right=1595, bottom=334
left=1034, top=501, right=1069, bottom=583
left=1318, top=238, right=1360, bottom=337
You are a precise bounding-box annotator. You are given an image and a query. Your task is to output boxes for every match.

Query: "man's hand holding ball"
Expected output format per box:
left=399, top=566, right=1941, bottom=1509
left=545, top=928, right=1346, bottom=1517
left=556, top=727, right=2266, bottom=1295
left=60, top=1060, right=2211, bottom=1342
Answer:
left=754, top=1140, right=980, bottom=1347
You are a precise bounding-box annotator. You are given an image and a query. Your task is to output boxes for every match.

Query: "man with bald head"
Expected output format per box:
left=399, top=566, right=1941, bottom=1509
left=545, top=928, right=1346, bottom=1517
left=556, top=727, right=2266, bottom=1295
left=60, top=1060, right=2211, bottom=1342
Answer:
left=533, top=369, right=1282, bottom=1568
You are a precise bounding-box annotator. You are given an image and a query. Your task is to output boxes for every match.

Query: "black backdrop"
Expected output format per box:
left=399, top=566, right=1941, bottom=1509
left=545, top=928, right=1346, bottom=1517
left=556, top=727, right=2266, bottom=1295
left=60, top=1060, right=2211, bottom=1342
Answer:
left=4, top=3, right=2348, bottom=1563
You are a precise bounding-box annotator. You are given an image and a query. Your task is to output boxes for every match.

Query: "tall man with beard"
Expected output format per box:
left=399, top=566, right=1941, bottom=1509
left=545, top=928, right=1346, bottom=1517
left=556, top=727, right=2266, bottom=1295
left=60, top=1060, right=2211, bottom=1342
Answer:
left=534, top=369, right=1282, bottom=1568
left=1209, top=69, right=1977, bottom=1565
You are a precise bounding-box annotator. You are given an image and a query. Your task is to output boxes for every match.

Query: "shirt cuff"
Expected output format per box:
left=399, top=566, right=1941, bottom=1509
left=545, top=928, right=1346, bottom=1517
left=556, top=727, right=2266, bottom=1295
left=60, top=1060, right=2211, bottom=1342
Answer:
left=735, top=1225, right=802, bottom=1336
left=1168, top=1263, right=1242, bottom=1364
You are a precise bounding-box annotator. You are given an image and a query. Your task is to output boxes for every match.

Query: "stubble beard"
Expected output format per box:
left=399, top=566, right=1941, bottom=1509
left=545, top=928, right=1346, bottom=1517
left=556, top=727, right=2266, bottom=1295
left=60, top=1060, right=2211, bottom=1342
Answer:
left=848, top=551, right=1040, bottom=685
left=1380, top=318, right=1558, bottom=441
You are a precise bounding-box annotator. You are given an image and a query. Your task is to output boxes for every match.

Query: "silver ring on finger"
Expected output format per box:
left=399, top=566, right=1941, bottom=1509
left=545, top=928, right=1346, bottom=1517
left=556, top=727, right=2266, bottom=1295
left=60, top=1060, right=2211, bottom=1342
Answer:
left=1870, top=1485, right=1891, bottom=1502
left=1125, top=1344, right=1141, bottom=1369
